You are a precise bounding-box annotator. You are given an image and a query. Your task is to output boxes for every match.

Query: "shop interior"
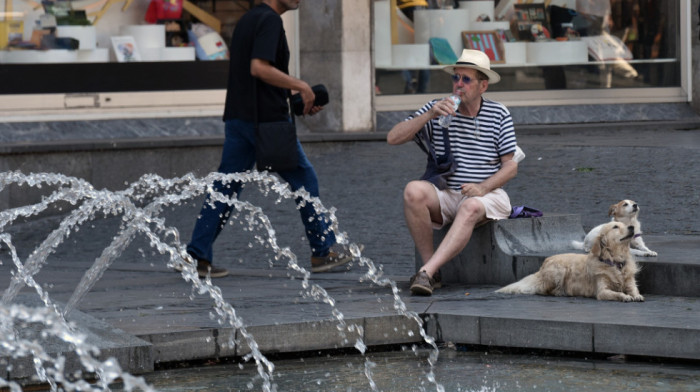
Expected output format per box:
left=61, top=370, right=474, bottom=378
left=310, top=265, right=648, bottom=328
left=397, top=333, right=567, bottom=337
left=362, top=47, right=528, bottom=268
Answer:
left=375, top=0, right=680, bottom=95
left=0, top=0, right=683, bottom=97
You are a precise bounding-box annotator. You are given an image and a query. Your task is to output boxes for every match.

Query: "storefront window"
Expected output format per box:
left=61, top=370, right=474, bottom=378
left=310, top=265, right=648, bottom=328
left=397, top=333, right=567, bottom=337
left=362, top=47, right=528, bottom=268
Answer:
left=374, top=0, right=682, bottom=96
left=0, top=0, right=239, bottom=94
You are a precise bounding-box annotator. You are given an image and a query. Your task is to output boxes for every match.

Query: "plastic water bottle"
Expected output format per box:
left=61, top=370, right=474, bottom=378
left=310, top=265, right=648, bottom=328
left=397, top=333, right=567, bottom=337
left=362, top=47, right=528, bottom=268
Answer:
left=437, top=95, right=461, bottom=128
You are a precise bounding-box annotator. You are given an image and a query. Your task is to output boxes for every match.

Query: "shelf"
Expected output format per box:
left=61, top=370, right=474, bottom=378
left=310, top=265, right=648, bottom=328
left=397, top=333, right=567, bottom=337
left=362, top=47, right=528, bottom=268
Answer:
left=375, top=57, right=677, bottom=71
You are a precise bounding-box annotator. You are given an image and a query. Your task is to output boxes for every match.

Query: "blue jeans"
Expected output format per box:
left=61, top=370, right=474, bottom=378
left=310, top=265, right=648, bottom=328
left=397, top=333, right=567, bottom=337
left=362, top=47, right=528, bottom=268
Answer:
left=187, top=118, right=336, bottom=263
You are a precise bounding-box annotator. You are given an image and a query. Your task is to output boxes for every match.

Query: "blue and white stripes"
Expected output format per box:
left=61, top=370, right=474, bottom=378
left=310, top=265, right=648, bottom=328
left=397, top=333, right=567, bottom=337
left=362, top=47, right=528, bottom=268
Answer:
left=408, top=98, right=517, bottom=189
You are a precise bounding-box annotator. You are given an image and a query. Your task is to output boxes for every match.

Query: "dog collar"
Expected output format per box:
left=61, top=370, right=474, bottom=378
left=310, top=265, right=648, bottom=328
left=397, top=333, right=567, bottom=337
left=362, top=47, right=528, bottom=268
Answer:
left=633, top=234, right=642, bottom=238
left=600, top=258, right=625, bottom=270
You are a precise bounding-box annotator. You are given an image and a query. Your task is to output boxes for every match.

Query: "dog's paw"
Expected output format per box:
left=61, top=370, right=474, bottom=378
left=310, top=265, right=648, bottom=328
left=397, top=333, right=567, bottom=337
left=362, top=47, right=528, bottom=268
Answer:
left=632, top=294, right=645, bottom=302
left=632, top=249, right=658, bottom=257
left=620, top=294, right=634, bottom=302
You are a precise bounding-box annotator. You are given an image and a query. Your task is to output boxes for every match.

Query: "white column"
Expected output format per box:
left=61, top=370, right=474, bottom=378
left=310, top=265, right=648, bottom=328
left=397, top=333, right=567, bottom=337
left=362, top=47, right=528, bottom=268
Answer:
left=297, top=0, right=374, bottom=133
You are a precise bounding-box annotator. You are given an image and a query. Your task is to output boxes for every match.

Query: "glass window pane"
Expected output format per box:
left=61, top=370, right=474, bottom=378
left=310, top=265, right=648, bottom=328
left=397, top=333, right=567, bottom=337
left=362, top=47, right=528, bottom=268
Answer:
left=374, top=0, right=681, bottom=96
left=0, top=0, right=236, bottom=93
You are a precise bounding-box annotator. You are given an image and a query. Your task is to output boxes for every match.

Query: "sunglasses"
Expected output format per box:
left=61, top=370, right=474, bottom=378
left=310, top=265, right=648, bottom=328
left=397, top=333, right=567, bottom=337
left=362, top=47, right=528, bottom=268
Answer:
left=450, top=74, right=478, bottom=84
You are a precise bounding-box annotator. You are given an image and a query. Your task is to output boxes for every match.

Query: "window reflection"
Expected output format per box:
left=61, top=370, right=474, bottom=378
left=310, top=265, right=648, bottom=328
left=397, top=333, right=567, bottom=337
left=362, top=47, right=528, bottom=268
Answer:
left=374, top=0, right=680, bottom=95
left=0, top=0, right=230, bottom=64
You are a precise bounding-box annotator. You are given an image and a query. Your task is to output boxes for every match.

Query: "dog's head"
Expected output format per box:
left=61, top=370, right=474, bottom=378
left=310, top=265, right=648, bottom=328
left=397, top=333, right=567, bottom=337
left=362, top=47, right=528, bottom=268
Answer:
left=608, top=199, right=639, bottom=220
left=591, top=222, right=635, bottom=262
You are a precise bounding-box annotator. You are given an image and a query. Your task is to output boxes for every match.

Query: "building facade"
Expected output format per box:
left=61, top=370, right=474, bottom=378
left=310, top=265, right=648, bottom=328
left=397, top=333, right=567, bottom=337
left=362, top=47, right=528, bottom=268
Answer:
left=0, top=0, right=698, bottom=130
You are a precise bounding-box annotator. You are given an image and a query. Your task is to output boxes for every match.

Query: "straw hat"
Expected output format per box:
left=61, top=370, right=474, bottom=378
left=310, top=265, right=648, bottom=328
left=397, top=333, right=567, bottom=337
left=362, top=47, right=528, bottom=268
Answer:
left=443, top=49, right=501, bottom=84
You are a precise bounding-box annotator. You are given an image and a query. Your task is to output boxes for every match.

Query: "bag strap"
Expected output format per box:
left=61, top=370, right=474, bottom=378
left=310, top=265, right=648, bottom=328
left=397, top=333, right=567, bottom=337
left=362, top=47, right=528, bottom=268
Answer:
left=437, top=126, right=451, bottom=155
left=414, top=116, right=452, bottom=159
left=413, top=129, right=430, bottom=155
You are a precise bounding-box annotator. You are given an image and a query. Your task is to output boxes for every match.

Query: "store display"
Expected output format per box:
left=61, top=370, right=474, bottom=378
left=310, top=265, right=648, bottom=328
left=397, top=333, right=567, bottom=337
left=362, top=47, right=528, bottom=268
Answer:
left=111, top=36, right=142, bottom=62
left=496, top=28, right=515, bottom=43
left=43, top=2, right=91, bottom=26
left=371, top=0, right=620, bottom=69
left=394, top=2, right=415, bottom=44
left=0, top=0, right=640, bottom=72
left=160, top=20, right=189, bottom=47
left=159, top=46, right=195, bottom=61
left=189, top=23, right=228, bottom=61
left=0, top=0, right=225, bottom=65
left=38, top=15, right=57, bottom=29
left=511, top=3, right=550, bottom=41
left=145, top=0, right=184, bottom=24
left=502, top=41, right=526, bottom=64
left=429, top=37, right=457, bottom=65
left=581, top=33, right=632, bottom=61
left=193, top=32, right=227, bottom=60
left=372, top=0, right=612, bottom=70
left=462, top=31, right=504, bottom=63
left=56, top=26, right=97, bottom=50
left=526, top=40, right=587, bottom=65
left=120, top=25, right=166, bottom=50
left=92, top=0, right=137, bottom=25
left=414, top=9, right=470, bottom=58
left=1, top=0, right=23, bottom=50
left=458, top=1, right=495, bottom=21
left=182, top=0, right=221, bottom=33
left=549, top=5, right=603, bottom=38
left=0, top=20, right=23, bottom=49
left=76, top=48, right=110, bottom=63
left=1, top=49, right=78, bottom=63
left=41, top=35, right=79, bottom=50
left=470, top=21, right=510, bottom=32
left=29, top=29, right=51, bottom=48
left=392, top=44, right=430, bottom=68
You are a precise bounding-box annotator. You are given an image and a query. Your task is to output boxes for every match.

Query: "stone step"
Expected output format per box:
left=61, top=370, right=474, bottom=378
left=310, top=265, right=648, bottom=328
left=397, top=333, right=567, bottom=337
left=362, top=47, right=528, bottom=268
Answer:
left=0, top=294, right=153, bottom=384
left=419, top=214, right=700, bottom=297
left=426, top=288, right=700, bottom=361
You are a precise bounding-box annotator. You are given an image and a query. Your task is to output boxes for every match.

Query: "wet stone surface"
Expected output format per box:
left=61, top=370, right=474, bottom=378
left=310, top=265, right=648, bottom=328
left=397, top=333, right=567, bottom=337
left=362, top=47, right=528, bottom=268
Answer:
left=3, top=128, right=700, bottom=277
left=113, top=348, right=700, bottom=392
left=1, top=124, right=699, bottom=390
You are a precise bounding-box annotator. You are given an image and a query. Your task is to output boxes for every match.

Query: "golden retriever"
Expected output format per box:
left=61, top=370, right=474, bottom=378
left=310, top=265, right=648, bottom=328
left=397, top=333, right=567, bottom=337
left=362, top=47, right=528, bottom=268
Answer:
left=498, top=222, right=644, bottom=302
left=573, top=199, right=657, bottom=257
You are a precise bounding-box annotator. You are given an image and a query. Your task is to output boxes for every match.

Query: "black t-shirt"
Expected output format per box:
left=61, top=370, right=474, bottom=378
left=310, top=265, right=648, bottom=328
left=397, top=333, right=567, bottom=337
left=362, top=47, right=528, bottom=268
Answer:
left=223, top=3, right=290, bottom=123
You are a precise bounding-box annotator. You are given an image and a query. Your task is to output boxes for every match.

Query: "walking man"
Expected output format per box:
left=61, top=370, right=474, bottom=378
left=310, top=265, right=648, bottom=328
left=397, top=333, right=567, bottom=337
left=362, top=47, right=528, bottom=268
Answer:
left=185, top=0, right=352, bottom=278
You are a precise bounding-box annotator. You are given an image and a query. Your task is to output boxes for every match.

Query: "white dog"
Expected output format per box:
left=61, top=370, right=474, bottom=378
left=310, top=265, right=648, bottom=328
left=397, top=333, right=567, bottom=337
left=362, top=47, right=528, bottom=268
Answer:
left=573, top=199, right=657, bottom=257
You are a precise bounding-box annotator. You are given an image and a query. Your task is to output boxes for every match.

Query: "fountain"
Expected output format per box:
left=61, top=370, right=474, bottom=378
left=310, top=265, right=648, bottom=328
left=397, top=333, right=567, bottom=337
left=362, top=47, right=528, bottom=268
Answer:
left=0, top=170, right=444, bottom=391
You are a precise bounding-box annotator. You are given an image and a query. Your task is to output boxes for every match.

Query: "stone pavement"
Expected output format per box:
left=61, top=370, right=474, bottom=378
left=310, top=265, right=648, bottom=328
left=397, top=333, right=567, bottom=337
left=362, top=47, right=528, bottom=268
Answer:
left=1, top=120, right=699, bottom=384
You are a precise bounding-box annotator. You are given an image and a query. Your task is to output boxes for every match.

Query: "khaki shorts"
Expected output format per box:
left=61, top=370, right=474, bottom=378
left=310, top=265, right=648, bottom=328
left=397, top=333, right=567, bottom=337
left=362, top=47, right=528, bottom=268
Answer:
left=431, top=185, right=511, bottom=229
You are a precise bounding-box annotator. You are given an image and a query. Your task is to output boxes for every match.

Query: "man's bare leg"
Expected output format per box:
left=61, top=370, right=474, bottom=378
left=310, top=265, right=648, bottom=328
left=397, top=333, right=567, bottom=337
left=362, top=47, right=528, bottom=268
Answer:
left=419, top=198, right=486, bottom=278
left=403, top=181, right=442, bottom=264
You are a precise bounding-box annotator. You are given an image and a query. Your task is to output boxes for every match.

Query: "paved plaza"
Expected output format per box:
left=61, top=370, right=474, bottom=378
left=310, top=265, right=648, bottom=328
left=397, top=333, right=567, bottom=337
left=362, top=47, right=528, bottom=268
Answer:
left=1, top=119, right=699, bottom=385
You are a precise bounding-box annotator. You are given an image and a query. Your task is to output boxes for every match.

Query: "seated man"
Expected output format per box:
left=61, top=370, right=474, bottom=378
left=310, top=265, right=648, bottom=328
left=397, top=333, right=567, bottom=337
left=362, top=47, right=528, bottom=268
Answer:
left=387, top=49, right=518, bottom=295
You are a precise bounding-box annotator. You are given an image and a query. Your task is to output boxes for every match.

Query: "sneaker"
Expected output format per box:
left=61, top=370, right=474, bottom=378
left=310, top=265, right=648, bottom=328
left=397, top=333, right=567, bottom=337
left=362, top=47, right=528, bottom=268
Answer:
left=196, top=259, right=229, bottom=278
left=409, top=270, right=436, bottom=296
left=311, top=247, right=353, bottom=273
left=175, top=256, right=229, bottom=278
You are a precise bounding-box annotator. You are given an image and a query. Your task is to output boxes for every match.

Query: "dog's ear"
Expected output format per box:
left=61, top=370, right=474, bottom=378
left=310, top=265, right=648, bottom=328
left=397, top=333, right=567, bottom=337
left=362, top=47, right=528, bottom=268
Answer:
left=608, top=203, right=618, bottom=217
left=591, top=234, right=605, bottom=258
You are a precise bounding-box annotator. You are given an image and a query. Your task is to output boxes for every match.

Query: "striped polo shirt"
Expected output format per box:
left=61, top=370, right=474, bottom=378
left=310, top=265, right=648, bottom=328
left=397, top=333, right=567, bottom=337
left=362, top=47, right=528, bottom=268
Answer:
left=408, top=98, right=517, bottom=190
